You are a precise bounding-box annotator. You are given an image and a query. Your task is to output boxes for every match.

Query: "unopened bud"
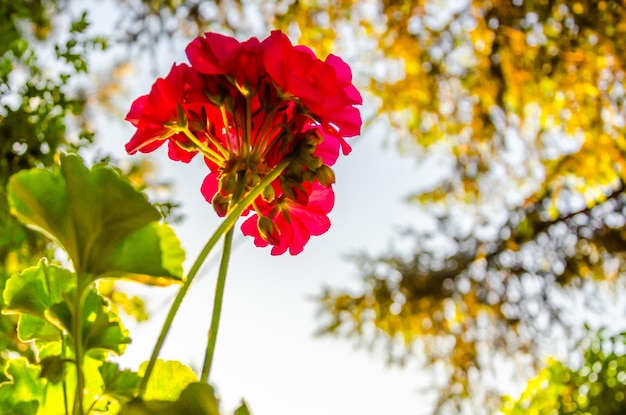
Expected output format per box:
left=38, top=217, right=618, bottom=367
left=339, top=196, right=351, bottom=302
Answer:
left=262, top=183, right=275, bottom=202
left=304, top=155, right=323, bottom=170
left=299, top=140, right=317, bottom=156
left=306, top=128, right=324, bottom=145
left=316, top=165, right=335, bottom=187
left=188, top=106, right=208, bottom=132
left=302, top=169, right=315, bottom=183
left=219, top=173, right=237, bottom=195
left=246, top=171, right=261, bottom=187
left=280, top=180, right=296, bottom=200
left=257, top=215, right=278, bottom=241
left=286, top=160, right=304, bottom=180
left=212, top=193, right=230, bottom=217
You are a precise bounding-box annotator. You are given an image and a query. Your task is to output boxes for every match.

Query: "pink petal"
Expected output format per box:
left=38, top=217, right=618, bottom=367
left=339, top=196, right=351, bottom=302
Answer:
left=200, top=172, right=220, bottom=203
left=167, top=137, right=197, bottom=163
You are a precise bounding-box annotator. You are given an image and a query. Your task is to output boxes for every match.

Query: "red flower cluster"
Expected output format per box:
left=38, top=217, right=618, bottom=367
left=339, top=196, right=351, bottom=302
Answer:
left=125, top=31, right=362, bottom=255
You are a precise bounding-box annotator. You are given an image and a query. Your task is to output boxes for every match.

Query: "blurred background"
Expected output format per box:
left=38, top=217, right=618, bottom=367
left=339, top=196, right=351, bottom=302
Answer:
left=2, top=1, right=626, bottom=414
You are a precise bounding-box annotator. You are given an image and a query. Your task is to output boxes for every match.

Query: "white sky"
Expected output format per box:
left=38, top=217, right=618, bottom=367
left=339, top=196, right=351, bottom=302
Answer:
left=76, top=2, right=446, bottom=414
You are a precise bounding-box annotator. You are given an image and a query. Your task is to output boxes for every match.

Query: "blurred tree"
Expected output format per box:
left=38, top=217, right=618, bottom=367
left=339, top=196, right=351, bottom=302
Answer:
left=270, top=0, right=626, bottom=413
left=1, top=0, right=102, bottom=369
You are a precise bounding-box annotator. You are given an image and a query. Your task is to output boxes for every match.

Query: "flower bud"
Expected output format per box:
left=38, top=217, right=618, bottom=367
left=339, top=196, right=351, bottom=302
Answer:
left=188, top=106, right=208, bottom=132
left=257, top=215, right=278, bottom=241
left=304, top=154, right=323, bottom=170
left=246, top=171, right=261, bottom=187
left=315, top=165, right=335, bottom=187
left=262, top=182, right=275, bottom=202
left=307, top=128, right=324, bottom=145
left=212, top=193, right=230, bottom=217
left=219, top=173, right=237, bottom=195
left=280, top=180, right=296, bottom=200
left=302, top=169, right=315, bottom=183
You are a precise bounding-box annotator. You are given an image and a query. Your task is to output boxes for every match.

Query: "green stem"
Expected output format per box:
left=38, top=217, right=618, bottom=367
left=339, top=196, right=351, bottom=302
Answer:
left=199, top=171, right=246, bottom=382
left=179, top=126, right=224, bottom=165
left=138, top=157, right=291, bottom=396
left=62, top=335, right=69, bottom=415
left=72, top=282, right=89, bottom=415
left=200, top=224, right=235, bottom=382
left=85, top=396, right=103, bottom=414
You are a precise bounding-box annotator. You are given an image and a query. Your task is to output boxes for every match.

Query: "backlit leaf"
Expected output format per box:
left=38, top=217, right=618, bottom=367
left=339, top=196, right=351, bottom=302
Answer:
left=0, top=358, right=45, bottom=413
left=234, top=401, right=251, bottom=415
left=3, top=260, right=74, bottom=335
left=3, top=260, right=131, bottom=355
left=120, top=382, right=220, bottom=415
left=7, top=154, right=184, bottom=285
left=138, top=359, right=198, bottom=401
left=81, top=289, right=131, bottom=356
left=97, top=221, right=185, bottom=286
left=99, top=361, right=142, bottom=402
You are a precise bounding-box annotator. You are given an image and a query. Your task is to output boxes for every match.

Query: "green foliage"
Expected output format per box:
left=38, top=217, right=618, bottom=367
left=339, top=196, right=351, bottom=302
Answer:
left=1, top=0, right=110, bottom=373
left=99, top=362, right=142, bottom=402
left=138, top=359, right=198, bottom=401
left=0, top=153, right=219, bottom=414
left=0, top=358, right=46, bottom=415
left=7, top=154, right=184, bottom=284
left=502, top=330, right=626, bottom=415
left=3, top=260, right=130, bottom=356
left=121, top=382, right=220, bottom=415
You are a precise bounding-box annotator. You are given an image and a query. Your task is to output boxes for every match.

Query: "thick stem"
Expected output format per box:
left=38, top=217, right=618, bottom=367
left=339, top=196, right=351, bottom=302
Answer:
left=200, top=225, right=235, bottom=381
left=72, top=282, right=89, bottom=415
left=138, top=158, right=291, bottom=396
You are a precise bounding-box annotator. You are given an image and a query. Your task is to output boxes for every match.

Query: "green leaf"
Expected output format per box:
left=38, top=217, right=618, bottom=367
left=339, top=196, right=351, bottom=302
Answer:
left=173, top=382, right=220, bottom=415
left=4, top=260, right=130, bottom=355
left=138, top=359, right=198, bottom=401
left=7, top=153, right=184, bottom=285
left=3, top=260, right=74, bottom=335
left=17, top=314, right=59, bottom=342
left=0, top=358, right=45, bottom=413
left=98, top=222, right=185, bottom=286
left=234, top=401, right=251, bottom=415
left=120, top=382, right=220, bottom=415
left=100, top=362, right=142, bottom=402
left=81, top=289, right=131, bottom=356
left=39, top=356, right=68, bottom=384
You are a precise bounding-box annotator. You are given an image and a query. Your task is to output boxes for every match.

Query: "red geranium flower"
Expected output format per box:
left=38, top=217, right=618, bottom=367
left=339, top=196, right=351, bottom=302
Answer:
left=241, top=182, right=334, bottom=255
left=262, top=31, right=363, bottom=154
left=186, top=32, right=266, bottom=91
left=126, top=31, right=362, bottom=255
left=125, top=63, right=202, bottom=163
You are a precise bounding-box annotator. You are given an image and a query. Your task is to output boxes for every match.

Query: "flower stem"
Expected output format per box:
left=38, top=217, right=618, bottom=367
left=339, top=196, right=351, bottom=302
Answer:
left=62, top=335, right=69, bottom=415
left=200, top=225, right=235, bottom=382
left=138, top=157, right=291, bottom=396
left=72, top=282, right=89, bottom=415
left=200, top=170, right=246, bottom=382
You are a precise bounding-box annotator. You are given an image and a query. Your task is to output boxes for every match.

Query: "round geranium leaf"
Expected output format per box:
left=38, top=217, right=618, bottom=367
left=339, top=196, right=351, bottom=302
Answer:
left=7, top=153, right=184, bottom=285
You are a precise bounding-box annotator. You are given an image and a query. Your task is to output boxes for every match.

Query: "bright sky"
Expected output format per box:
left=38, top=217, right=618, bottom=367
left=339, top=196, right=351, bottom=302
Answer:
left=82, top=2, right=440, bottom=414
